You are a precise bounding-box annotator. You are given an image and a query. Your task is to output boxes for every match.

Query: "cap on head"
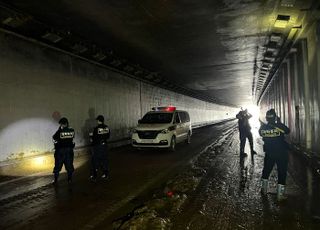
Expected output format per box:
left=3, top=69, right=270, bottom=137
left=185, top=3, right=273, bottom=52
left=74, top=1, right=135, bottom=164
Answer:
left=96, top=115, right=104, bottom=122
left=266, top=109, right=276, bottom=122
left=59, top=117, right=69, bottom=125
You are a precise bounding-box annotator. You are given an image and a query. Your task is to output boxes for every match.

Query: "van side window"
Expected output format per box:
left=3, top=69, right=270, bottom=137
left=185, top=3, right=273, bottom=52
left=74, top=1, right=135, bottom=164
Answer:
left=179, top=112, right=186, bottom=123
left=175, top=113, right=181, bottom=123
left=185, top=112, right=190, bottom=122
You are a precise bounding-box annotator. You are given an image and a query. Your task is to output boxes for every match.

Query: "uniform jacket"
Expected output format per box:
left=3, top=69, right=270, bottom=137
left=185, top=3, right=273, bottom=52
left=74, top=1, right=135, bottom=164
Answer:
left=92, top=124, right=110, bottom=145
left=259, top=122, right=290, bottom=152
left=53, top=126, right=75, bottom=149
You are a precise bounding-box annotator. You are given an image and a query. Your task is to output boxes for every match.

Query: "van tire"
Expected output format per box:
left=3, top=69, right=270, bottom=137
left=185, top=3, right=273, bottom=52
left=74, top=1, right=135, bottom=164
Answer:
left=186, top=131, right=191, bottom=144
left=169, top=136, right=176, bottom=152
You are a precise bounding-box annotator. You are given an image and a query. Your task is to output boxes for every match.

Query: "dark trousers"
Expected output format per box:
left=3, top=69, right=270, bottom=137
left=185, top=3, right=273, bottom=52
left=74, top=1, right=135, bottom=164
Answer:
left=239, top=130, right=254, bottom=154
left=262, top=151, right=288, bottom=184
left=91, top=144, right=108, bottom=177
left=53, top=147, right=74, bottom=179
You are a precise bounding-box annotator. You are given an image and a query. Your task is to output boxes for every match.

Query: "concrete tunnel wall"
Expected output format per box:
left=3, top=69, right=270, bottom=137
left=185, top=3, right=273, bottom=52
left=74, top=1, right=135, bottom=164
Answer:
left=259, top=20, right=320, bottom=155
left=0, top=31, right=239, bottom=162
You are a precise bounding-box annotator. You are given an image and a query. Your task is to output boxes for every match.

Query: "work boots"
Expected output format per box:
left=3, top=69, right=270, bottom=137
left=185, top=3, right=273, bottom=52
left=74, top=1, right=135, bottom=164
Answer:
left=240, top=150, right=247, bottom=157
left=261, top=179, right=268, bottom=195
left=277, top=184, right=286, bottom=201
left=67, top=173, right=73, bottom=184
left=51, top=173, right=59, bottom=185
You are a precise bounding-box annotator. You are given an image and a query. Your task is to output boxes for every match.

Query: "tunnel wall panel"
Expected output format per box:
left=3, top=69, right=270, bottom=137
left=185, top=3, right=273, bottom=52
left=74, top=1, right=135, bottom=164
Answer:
left=0, top=31, right=238, bottom=162
left=260, top=21, right=320, bottom=155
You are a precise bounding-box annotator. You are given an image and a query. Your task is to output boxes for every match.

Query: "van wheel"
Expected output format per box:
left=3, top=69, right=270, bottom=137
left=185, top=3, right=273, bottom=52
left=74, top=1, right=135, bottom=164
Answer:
left=186, top=132, right=191, bottom=144
left=169, top=136, right=176, bottom=152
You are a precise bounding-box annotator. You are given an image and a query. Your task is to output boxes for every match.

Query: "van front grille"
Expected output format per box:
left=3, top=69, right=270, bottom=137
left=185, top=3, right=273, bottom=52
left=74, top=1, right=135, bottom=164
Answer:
left=137, top=130, right=160, bottom=139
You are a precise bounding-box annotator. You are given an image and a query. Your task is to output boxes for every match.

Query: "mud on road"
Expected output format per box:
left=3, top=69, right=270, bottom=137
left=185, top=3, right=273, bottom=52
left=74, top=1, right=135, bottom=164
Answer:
left=112, top=126, right=320, bottom=230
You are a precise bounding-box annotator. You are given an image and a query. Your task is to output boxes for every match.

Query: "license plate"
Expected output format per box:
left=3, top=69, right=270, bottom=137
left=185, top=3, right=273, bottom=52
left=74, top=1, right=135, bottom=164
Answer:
left=141, top=139, right=154, bottom=143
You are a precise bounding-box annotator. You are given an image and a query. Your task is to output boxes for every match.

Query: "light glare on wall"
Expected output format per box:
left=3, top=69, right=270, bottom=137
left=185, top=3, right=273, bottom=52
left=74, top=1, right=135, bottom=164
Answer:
left=32, top=156, right=47, bottom=168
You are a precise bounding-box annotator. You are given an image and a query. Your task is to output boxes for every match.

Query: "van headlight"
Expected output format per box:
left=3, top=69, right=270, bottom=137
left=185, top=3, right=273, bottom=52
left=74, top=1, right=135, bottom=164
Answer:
left=132, top=129, right=137, bottom=133
left=161, top=129, right=169, bottom=134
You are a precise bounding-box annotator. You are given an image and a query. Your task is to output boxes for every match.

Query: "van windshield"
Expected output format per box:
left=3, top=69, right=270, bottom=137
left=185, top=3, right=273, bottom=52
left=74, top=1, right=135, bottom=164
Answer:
left=140, top=112, right=173, bottom=124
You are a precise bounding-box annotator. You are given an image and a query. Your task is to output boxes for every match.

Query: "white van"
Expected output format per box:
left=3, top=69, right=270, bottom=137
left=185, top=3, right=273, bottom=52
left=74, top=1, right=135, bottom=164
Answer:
left=131, top=106, right=192, bottom=151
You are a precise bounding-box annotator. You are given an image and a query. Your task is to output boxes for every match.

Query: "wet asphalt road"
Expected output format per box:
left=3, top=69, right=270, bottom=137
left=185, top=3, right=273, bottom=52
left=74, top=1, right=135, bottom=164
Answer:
left=1, top=120, right=320, bottom=230
left=0, top=121, right=236, bottom=230
left=172, top=125, right=320, bottom=230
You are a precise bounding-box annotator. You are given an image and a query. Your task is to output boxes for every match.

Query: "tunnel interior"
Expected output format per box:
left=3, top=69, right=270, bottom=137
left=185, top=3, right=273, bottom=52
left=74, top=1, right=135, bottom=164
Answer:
left=0, top=1, right=320, bottom=229
left=0, top=0, right=319, bottom=187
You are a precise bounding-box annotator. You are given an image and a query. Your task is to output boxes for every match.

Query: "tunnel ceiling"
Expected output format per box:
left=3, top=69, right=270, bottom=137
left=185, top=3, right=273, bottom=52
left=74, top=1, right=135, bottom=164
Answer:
left=0, top=0, right=315, bottom=107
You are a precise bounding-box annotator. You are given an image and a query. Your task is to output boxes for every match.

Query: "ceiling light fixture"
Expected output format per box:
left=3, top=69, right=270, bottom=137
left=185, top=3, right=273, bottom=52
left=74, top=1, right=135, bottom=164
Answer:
left=270, top=33, right=283, bottom=46
left=42, top=32, right=62, bottom=43
left=71, top=43, right=88, bottom=53
left=93, top=52, right=106, bottom=61
left=264, top=57, right=276, bottom=62
left=280, top=0, right=295, bottom=7
left=260, top=71, right=268, bottom=76
left=123, top=65, right=135, bottom=73
left=133, top=69, right=143, bottom=76
left=274, top=15, right=290, bottom=28
left=265, top=41, right=279, bottom=53
left=110, top=59, right=122, bottom=67
left=263, top=51, right=277, bottom=63
left=261, top=64, right=271, bottom=69
left=2, top=15, right=30, bottom=28
left=261, top=59, right=274, bottom=65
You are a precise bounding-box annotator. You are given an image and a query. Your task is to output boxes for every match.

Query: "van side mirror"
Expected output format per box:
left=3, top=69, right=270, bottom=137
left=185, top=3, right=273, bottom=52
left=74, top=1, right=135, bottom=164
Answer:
left=138, top=119, right=141, bottom=124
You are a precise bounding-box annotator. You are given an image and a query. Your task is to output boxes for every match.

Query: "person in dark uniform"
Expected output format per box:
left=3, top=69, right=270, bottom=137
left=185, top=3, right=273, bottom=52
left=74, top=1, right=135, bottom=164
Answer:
left=236, top=108, right=256, bottom=157
left=259, top=109, right=290, bottom=201
left=52, top=117, right=75, bottom=184
left=89, top=115, right=110, bottom=181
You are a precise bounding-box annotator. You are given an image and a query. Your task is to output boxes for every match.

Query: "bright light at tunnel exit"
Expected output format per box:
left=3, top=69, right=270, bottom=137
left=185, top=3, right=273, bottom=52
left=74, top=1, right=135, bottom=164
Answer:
left=242, top=104, right=261, bottom=130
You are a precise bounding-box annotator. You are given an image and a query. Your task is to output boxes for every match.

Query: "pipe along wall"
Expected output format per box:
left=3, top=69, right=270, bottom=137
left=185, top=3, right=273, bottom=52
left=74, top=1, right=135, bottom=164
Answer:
left=0, top=30, right=238, bottom=164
